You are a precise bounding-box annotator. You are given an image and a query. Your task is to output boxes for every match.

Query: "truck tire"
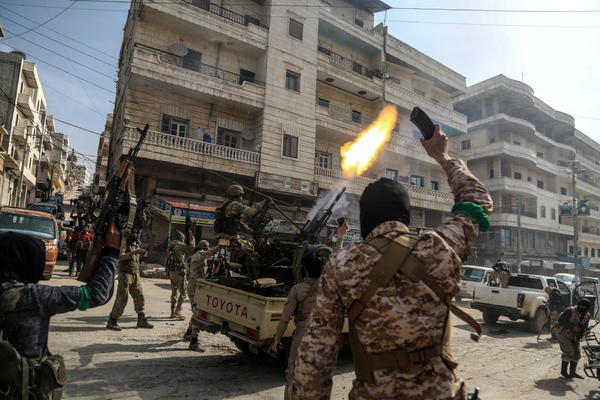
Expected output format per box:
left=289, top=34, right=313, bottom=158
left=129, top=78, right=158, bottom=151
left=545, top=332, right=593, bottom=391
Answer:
left=482, top=311, right=499, bottom=324
left=529, top=308, right=547, bottom=334
left=233, top=339, right=251, bottom=354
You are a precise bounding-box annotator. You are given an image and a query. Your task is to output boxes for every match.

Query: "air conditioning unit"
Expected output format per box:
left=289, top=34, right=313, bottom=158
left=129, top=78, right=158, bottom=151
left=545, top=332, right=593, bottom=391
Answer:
left=383, top=73, right=390, bottom=80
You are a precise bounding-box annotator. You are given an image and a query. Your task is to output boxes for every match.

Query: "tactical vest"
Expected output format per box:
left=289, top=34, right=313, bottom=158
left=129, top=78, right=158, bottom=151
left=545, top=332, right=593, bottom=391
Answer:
left=213, top=201, right=240, bottom=236
left=554, top=306, right=591, bottom=340
left=0, top=286, right=67, bottom=399
left=347, top=235, right=482, bottom=384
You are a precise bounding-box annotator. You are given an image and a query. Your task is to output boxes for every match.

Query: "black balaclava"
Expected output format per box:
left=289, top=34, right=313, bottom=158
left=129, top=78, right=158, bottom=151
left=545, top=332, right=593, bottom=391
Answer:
left=359, top=178, right=410, bottom=239
left=0, top=231, right=46, bottom=283
left=577, top=299, right=591, bottom=315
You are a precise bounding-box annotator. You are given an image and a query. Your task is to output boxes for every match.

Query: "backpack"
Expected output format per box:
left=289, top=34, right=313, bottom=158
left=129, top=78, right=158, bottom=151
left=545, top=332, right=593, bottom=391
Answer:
left=0, top=286, right=67, bottom=399
left=213, top=201, right=233, bottom=235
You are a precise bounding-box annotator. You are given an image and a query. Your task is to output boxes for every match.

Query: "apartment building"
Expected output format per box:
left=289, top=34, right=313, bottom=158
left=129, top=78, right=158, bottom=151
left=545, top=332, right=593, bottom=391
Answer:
left=453, top=75, right=600, bottom=268
left=49, top=132, right=70, bottom=195
left=0, top=50, right=57, bottom=207
left=73, top=164, right=91, bottom=187
left=92, top=114, right=112, bottom=200
left=107, top=0, right=468, bottom=249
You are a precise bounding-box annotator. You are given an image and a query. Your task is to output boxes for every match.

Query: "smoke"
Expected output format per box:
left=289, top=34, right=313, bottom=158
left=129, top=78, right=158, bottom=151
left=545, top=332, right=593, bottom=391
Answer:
left=306, top=180, right=358, bottom=227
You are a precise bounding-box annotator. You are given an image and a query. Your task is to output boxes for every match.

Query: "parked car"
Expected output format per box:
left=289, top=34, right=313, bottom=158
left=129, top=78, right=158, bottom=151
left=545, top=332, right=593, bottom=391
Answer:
left=582, top=276, right=600, bottom=284
left=553, top=273, right=580, bottom=290
left=29, top=202, right=64, bottom=220
left=0, top=207, right=59, bottom=279
left=47, top=195, right=63, bottom=205
left=457, top=265, right=494, bottom=301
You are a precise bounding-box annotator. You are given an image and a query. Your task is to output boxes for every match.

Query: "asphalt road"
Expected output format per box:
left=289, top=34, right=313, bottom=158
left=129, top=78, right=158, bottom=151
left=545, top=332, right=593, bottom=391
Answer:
left=45, top=260, right=600, bottom=400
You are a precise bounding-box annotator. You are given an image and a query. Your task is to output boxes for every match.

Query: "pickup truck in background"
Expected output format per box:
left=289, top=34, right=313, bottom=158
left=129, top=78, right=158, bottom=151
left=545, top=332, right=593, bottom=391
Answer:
left=471, top=274, right=599, bottom=333
left=457, top=265, right=494, bottom=301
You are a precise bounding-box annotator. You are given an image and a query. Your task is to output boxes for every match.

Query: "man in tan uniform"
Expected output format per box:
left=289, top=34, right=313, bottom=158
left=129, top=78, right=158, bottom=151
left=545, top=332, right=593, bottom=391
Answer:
left=490, top=259, right=510, bottom=288
left=165, top=230, right=195, bottom=319
left=185, top=239, right=219, bottom=351
left=291, top=125, right=492, bottom=400
left=106, top=227, right=153, bottom=330
left=554, top=299, right=591, bottom=379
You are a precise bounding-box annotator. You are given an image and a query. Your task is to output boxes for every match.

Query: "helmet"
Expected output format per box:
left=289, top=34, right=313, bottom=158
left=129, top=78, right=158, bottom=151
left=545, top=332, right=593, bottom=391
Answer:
left=176, top=230, right=185, bottom=241
left=226, top=185, right=245, bottom=197
left=199, top=240, right=209, bottom=249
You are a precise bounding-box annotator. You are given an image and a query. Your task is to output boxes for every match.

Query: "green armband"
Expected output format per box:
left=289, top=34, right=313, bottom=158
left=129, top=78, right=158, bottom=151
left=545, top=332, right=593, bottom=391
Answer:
left=78, top=285, right=89, bottom=311
left=452, top=202, right=490, bottom=232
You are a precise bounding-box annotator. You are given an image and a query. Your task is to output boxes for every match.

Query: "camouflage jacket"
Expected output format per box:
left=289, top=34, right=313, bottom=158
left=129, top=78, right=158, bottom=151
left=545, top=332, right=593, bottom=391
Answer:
left=189, top=246, right=219, bottom=280
left=274, top=277, right=319, bottom=342
left=118, top=240, right=143, bottom=274
left=165, top=240, right=195, bottom=273
left=555, top=306, right=590, bottom=340
left=290, top=158, right=493, bottom=400
left=219, top=199, right=269, bottom=238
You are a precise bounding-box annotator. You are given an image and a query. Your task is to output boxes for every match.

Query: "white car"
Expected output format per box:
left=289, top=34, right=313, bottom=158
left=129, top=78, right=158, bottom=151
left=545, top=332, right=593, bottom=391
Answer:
left=553, top=273, right=580, bottom=290
left=457, top=265, right=494, bottom=301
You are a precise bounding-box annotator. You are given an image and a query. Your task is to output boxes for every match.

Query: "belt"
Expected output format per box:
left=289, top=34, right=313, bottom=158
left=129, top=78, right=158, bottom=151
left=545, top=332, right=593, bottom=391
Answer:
left=366, top=346, right=442, bottom=370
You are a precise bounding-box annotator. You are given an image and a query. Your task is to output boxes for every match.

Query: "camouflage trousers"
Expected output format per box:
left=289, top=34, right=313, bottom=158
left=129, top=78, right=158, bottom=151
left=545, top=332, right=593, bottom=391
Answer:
left=187, top=277, right=199, bottom=339
left=557, top=333, right=581, bottom=362
left=284, top=321, right=307, bottom=400
left=169, top=271, right=186, bottom=309
left=109, top=272, right=145, bottom=319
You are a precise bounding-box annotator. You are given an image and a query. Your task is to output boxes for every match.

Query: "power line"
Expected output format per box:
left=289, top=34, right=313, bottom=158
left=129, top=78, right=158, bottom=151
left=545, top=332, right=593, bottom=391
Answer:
left=0, top=9, right=117, bottom=68
left=0, top=2, right=75, bottom=41
left=377, top=19, right=600, bottom=29
left=3, top=29, right=116, bottom=80
left=1, top=3, right=127, bottom=12
left=0, top=4, right=119, bottom=60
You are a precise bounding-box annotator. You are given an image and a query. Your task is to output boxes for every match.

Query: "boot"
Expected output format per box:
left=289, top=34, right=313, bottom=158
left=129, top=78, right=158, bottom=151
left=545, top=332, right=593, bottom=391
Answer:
left=137, top=313, right=154, bottom=329
left=561, top=361, right=570, bottom=378
left=106, top=317, right=122, bottom=331
left=188, top=337, right=204, bottom=352
left=183, top=328, right=193, bottom=341
left=170, top=306, right=176, bottom=319
left=570, top=361, right=584, bottom=379
left=174, top=307, right=185, bottom=320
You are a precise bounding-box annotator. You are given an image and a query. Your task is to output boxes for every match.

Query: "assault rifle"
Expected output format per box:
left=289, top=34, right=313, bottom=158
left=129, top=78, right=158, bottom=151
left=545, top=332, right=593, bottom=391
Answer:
left=78, top=124, right=149, bottom=283
left=295, top=186, right=347, bottom=243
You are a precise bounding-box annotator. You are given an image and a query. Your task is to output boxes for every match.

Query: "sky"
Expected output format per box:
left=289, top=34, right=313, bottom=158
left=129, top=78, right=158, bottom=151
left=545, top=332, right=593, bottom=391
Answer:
left=0, top=0, right=599, bottom=173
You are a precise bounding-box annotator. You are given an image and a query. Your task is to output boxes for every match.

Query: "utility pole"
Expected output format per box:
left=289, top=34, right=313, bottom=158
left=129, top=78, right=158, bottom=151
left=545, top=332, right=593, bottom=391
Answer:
left=570, top=160, right=582, bottom=279
left=516, top=203, right=521, bottom=272
left=16, top=124, right=32, bottom=207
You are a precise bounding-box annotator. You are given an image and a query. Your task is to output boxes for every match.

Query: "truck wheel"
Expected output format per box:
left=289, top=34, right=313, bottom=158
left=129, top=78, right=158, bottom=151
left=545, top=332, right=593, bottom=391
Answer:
left=529, top=308, right=547, bottom=334
left=482, top=312, right=499, bottom=324
left=233, top=339, right=251, bottom=354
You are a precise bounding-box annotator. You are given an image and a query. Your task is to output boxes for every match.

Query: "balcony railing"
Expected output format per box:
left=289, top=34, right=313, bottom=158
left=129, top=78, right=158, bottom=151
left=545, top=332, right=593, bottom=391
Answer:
left=496, top=207, right=537, bottom=219
left=135, top=43, right=265, bottom=87
left=317, top=46, right=382, bottom=80
left=316, top=98, right=374, bottom=126
left=181, top=0, right=269, bottom=30
left=124, top=126, right=260, bottom=165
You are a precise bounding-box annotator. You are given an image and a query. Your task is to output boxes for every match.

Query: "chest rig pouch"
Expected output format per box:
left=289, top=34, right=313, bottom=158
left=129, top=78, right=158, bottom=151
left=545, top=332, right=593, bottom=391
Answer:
left=0, top=286, right=67, bottom=400
left=347, top=235, right=482, bottom=383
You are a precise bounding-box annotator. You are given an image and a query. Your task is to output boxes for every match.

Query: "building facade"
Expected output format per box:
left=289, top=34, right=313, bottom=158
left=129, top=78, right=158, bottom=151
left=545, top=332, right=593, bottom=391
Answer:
left=453, top=75, right=600, bottom=268
left=92, top=114, right=112, bottom=200
left=73, top=164, right=91, bottom=187
left=0, top=50, right=57, bottom=207
left=107, top=0, right=468, bottom=252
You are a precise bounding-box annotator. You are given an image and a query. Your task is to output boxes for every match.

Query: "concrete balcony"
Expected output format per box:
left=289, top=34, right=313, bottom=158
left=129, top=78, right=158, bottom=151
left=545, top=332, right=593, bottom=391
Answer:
left=485, top=177, right=539, bottom=197
left=490, top=210, right=573, bottom=235
left=42, top=134, right=53, bottom=151
left=122, top=126, right=260, bottom=177
left=17, top=92, right=35, bottom=118
left=131, top=43, right=265, bottom=110
left=46, top=115, right=55, bottom=132
left=22, top=61, right=40, bottom=89
left=462, top=141, right=536, bottom=165
left=318, top=13, right=383, bottom=54
left=385, top=80, right=467, bottom=133
left=315, top=99, right=374, bottom=139
left=143, top=0, right=268, bottom=53
left=314, top=166, right=454, bottom=211
left=578, top=178, right=600, bottom=196
left=316, top=50, right=383, bottom=101
left=579, top=231, right=600, bottom=244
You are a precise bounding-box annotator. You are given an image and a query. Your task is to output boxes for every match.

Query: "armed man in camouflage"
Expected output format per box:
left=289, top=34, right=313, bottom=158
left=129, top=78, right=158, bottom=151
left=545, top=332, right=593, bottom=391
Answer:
left=290, top=125, right=492, bottom=400
left=554, top=299, right=591, bottom=379
left=184, top=239, right=219, bottom=351
left=166, top=230, right=195, bottom=320
left=216, top=184, right=273, bottom=258
left=106, top=227, right=153, bottom=330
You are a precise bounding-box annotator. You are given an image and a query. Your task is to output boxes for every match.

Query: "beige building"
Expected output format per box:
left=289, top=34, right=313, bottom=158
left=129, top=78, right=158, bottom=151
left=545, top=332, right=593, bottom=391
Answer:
left=48, top=132, right=70, bottom=194
left=107, top=0, right=467, bottom=251
left=453, top=75, right=600, bottom=268
left=92, top=114, right=112, bottom=200
left=73, top=164, right=91, bottom=187
left=0, top=50, right=56, bottom=206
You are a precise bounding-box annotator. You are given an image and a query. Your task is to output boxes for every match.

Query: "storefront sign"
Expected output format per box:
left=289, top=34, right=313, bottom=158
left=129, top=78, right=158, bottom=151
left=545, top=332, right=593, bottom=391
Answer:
left=257, top=172, right=316, bottom=196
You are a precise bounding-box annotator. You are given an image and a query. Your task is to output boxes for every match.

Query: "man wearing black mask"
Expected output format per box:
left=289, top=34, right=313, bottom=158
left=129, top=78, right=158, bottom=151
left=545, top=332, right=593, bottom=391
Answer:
left=0, top=225, right=121, bottom=398
left=554, top=299, right=592, bottom=379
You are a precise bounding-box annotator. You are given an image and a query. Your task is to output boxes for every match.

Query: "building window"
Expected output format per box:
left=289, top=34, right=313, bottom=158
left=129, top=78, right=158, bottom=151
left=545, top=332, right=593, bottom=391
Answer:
left=182, top=49, right=202, bottom=72
left=597, top=248, right=600, bottom=257
left=560, top=187, right=567, bottom=195
left=513, top=140, right=521, bottom=145
left=282, top=134, right=298, bottom=158
left=578, top=247, right=582, bottom=256
left=489, top=169, right=494, bottom=178
left=461, top=140, right=471, bottom=150
left=541, top=206, right=546, bottom=218
left=410, top=175, right=424, bottom=187
left=217, top=127, right=241, bottom=148
left=285, top=70, right=300, bottom=92
left=317, top=98, right=329, bottom=108
left=15, top=113, right=19, bottom=127
left=527, top=177, right=532, bottom=182
left=551, top=208, right=556, bottom=220
left=585, top=247, right=589, bottom=257
left=289, top=19, right=303, bottom=40
left=161, top=115, right=189, bottom=137
left=351, top=110, right=361, bottom=123
left=536, top=152, right=544, bottom=159
left=537, top=180, right=544, bottom=189
left=514, top=172, right=522, bottom=180
left=385, top=169, right=398, bottom=180
left=489, top=138, right=495, bottom=144
left=569, top=245, right=574, bottom=255
left=316, top=152, right=331, bottom=169
left=354, top=18, right=364, bottom=27
left=431, top=181, right=439, bottom=190
left=592, top=248, right=596, bottom=258
left=501, top=228, right=511, bottom=248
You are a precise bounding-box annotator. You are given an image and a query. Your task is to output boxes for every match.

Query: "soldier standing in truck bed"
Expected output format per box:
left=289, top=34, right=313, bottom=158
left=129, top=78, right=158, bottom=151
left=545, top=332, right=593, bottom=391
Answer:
left=290, top=125, right=492, bottom=400
left=166, top=230, right=195, bottom=320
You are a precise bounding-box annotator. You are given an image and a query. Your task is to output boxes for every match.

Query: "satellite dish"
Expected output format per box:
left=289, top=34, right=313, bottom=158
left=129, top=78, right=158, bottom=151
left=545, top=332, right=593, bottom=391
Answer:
left=241, top=128, right=255, bottom=141
left=169, top=43, right=188, bottom=57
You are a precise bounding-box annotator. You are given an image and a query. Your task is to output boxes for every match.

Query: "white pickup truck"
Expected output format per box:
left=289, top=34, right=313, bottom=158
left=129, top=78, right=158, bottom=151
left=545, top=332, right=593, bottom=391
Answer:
left=471, top=273, right=599, bottom=333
